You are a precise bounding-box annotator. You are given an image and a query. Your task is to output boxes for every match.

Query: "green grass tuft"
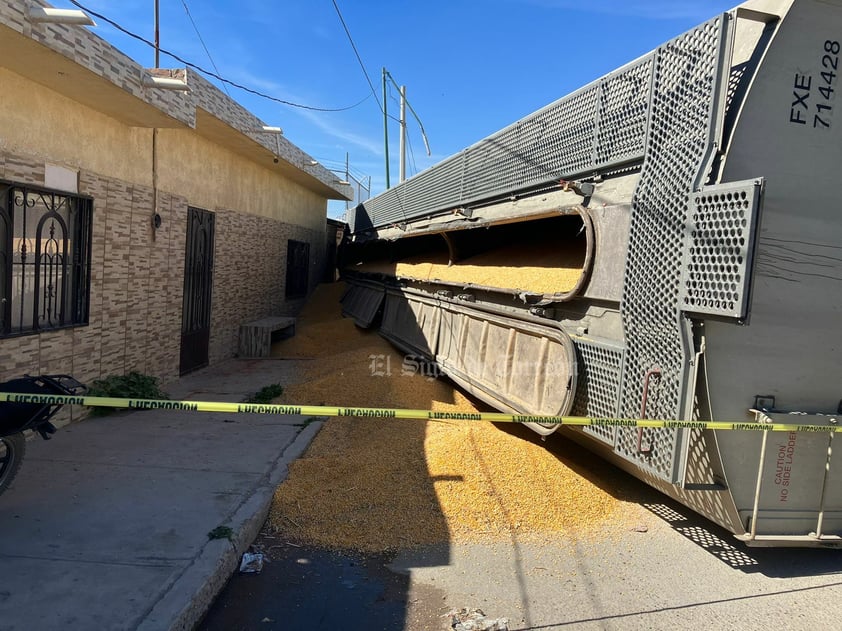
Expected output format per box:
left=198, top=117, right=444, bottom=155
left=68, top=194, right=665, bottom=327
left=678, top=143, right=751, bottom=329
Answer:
left=243, top=383, right=284, bottom=404
left=86, top=372, right=169, bottom=416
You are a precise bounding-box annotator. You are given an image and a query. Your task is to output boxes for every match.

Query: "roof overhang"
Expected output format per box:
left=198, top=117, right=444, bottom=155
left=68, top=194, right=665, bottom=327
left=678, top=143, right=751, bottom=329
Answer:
left=0, top=8, right=354, bottom=202
left=0, top=24, right=185, bottom=129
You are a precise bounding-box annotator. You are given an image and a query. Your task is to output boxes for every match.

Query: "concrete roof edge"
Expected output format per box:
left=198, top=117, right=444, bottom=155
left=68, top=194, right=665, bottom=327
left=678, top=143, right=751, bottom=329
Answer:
left=186, top=71, right=353, bottom=200
left=0, top=0, right=353, bottom=201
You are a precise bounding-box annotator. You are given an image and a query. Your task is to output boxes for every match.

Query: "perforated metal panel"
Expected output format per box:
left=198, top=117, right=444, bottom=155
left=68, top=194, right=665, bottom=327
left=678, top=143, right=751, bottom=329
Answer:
left=726, top=62, right=751, bottom=114
left=618, top=16, right=729, bottom=482
left=572, top=339, right=624, bottom=446
left=596, top=57, right=653, bottom=167
left=680, top=179, right=762, bottom=318
left=353, top=55, right=659, bottom=233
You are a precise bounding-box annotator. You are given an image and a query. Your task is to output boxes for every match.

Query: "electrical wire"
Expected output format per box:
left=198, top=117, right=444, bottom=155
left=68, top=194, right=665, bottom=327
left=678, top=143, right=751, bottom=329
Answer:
left=386, top=84, right=412, bottom=176
left=67, top=0, right=370, bottom=112
left=385, top=82, right=402, bottom=125
left=405, top=131, right=419, bottom=177
left=179, top=0, right=230, bottom=98
left=330, top=0, right=383, bottom=114
left=384, top=69, right=432, bottom=157
left=386, top=82, right=420, bottom=177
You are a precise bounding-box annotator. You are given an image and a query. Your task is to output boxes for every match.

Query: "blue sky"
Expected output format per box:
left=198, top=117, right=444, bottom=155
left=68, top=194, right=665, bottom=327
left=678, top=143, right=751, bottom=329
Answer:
left=60, top=1, right=737, bottom=216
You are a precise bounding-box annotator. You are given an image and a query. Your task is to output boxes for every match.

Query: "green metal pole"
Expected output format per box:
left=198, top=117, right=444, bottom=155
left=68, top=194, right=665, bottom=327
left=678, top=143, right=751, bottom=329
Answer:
left=154, top=0, right=160, bottom=68
left=383, top=67, right=390, bottom=189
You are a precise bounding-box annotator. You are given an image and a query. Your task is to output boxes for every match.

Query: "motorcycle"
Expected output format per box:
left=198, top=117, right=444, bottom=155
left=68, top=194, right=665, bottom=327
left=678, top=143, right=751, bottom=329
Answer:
left=0, top=375, right=86, bottom=496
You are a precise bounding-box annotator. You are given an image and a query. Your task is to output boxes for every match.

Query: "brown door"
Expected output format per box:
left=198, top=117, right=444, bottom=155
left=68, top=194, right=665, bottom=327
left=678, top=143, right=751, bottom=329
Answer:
left=179, top=207, right=215, bottom=375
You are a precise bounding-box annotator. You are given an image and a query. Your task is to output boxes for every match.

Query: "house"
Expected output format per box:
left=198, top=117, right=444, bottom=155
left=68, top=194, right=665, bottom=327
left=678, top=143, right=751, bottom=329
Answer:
left=0, top=1, right=352, bottom=424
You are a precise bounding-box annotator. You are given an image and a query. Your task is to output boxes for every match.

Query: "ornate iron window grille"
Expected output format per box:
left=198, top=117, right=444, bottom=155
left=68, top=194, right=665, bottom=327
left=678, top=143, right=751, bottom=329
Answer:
left=0, top=182, right=92, bottom=336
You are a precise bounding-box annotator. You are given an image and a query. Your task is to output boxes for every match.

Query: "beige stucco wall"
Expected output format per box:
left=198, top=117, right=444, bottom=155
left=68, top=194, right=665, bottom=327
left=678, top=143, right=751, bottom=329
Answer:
left=0, top=67, right=327, bottom=232
left=0, top=67, right=151, bottom=185
left=156, top=129, right=327, bottom=231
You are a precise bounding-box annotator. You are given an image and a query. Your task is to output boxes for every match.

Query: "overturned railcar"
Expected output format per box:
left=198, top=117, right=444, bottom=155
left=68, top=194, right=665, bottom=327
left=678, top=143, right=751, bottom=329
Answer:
left=341, top=0, right=842, bottom=546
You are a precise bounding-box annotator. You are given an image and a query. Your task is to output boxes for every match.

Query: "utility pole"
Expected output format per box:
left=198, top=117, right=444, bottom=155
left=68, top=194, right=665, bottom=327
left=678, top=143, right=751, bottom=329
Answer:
left=152, top=0, right=160, bottom=239
left=153, top=0, right=160, bottom=68
left=382, top=68, right=390, bottom=189
left=383, top=69, right=431, bottom=188
left=399, top=85, right=407, bottom=182
left=345, top=152, right=351, bottom=212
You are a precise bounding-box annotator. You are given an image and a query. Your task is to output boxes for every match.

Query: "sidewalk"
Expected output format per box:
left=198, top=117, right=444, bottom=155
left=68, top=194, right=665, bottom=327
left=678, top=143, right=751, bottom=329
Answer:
left=0, top=358, right=319, bottom=631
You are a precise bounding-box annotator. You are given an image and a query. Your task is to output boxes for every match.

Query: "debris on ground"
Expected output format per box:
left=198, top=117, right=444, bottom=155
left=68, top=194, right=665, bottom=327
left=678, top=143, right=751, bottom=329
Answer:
left=238, top=552, right=264, bottom=574
left=447, top=608, right=510, bottom=631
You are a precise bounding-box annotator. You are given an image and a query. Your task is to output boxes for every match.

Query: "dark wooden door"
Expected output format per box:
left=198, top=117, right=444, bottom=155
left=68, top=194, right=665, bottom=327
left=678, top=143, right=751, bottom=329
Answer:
left=180, top=207, right=215, bottom=375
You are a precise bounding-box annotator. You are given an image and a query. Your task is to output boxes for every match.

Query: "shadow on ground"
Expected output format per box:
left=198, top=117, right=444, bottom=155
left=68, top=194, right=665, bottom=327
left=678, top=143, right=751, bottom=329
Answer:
left=201, top=282, right=454, bottom=630
left=199, top=540, right=416, bottom=631
left=494, top=422, right=842, bottom=579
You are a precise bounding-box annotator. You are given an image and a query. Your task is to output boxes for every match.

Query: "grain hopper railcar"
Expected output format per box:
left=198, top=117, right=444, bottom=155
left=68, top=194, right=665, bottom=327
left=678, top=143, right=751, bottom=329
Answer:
left=340, top=0, right=842, bottom=547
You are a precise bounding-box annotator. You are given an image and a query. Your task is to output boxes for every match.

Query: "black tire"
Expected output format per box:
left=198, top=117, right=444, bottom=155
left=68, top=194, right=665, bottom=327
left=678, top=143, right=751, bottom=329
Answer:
left=0, top=433, right=26, bottom=496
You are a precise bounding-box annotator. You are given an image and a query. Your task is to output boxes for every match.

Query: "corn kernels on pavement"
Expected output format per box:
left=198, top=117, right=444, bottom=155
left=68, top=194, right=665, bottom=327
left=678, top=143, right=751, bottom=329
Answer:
left=206, top=282, right=842, bottom=631
left=266, top=282, right=634, bottom=553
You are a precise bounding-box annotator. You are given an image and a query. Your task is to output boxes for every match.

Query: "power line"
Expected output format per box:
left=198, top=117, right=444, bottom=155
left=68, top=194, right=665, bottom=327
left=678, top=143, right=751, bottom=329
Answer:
left=405, top=130, right=419, bottom=177
left=179, top=0, right=230, bottom=98
left=384, top=73, right=430, bottom=180
left=330, top=0, right=383, bottom=114
left=386, top=82, right=415, bottom=175
left=385, top=70, right=431, bottom=157
left=386, top=83, right=401, bottom=120
left=67, top=0, right=370, bottom=112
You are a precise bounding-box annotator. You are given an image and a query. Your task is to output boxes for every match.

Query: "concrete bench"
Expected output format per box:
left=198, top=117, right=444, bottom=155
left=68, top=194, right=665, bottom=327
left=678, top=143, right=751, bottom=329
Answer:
left=238, top=316, right=296, bottom=358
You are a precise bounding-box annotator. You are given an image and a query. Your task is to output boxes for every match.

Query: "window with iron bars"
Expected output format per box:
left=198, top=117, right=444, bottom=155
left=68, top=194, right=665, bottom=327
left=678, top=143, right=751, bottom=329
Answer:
left=0, top=182, right=93, bottom=337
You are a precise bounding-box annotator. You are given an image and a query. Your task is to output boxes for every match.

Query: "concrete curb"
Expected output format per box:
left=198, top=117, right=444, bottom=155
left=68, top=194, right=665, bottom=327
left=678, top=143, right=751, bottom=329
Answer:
left=136, top=419, right=325, bottom=631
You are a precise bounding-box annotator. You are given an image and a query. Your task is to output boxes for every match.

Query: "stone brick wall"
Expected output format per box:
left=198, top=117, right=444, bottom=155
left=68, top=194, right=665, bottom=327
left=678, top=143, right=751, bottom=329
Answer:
left=208, top=209, right=325, bottom=365
left=1, top=149, right=326, bottom=427
left=0, top=153, right=184, bottom=425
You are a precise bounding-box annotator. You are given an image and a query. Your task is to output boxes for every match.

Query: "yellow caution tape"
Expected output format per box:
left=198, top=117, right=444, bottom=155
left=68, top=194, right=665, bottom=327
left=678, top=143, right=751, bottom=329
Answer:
left=1, top=392, right=840, bottom=434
